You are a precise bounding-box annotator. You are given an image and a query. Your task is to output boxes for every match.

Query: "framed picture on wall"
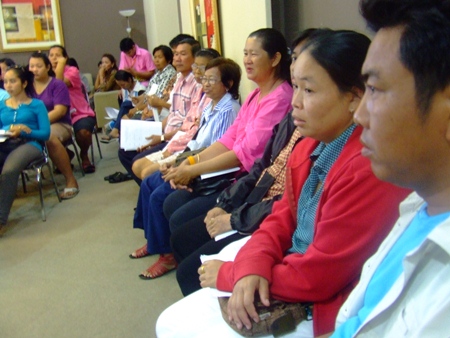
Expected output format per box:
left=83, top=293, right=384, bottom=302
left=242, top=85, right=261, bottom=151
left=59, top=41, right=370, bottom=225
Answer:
left=190, top=0, right=222, bottom=54
left=0, top=0, right=64, bottom=53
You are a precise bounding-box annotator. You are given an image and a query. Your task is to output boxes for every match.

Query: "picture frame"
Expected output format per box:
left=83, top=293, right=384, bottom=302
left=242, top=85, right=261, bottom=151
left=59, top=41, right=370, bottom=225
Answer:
left=0, top=0, right=64, bottom=53
left=190, top=0, right=221, bottom=54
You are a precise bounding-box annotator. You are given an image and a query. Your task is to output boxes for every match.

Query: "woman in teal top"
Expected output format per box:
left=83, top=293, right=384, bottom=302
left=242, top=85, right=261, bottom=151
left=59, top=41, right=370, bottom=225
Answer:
left=0, top=66, right=50, bottom=228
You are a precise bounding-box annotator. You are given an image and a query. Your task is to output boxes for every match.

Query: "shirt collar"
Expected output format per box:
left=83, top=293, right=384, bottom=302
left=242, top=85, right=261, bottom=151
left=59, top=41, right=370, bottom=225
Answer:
left=310, top=124, right=357, bottom=180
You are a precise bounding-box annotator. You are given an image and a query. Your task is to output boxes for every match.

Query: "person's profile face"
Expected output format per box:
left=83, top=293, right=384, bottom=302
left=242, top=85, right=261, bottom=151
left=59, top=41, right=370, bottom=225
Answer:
left=291, top=50, right=356, bottom=144
left=354, top=26, right=440, bottom=188
left=243, top=37, right=273, bottom=84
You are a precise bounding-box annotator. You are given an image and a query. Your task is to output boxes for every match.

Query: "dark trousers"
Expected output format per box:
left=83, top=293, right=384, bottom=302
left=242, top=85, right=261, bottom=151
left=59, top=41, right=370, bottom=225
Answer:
left=118, top=142, right=167, bottom=185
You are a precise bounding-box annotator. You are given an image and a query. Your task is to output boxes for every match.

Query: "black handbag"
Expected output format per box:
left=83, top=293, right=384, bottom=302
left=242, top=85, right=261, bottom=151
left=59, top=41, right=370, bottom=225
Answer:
left=188, top=171, right=236, bottom=196
left=0, top=137, right=28, bottom=153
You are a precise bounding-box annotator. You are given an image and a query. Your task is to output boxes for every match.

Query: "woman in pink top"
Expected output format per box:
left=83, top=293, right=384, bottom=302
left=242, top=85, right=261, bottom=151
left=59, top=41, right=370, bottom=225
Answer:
left=131, top=28, right=293, bottom=280
left=49, top=45, right=97, bottom=173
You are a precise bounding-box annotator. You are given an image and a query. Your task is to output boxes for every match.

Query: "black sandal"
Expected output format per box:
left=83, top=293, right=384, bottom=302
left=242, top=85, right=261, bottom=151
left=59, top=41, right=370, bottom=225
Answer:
left=108, top=172, right=132, bottom=183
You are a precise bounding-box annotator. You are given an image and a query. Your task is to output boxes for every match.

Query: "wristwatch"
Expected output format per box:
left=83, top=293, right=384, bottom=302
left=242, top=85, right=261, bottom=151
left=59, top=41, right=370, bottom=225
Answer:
left=161, top=135, right=165, bottom=142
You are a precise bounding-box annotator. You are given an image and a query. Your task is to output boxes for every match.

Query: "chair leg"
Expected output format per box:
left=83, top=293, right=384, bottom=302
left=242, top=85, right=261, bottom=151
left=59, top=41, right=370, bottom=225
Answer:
left=36, top=166, right=46, bottom=221
left=95, top=131, right=103, bottom=159
left=21, top=171, right=27, bottom=193
left=47, top=163, right=61, bottom=203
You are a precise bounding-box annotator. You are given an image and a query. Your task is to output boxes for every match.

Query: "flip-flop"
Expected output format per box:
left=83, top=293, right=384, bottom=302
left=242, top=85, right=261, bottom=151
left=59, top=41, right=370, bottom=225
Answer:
left=104, top=172, right=122, bottom=181
left=83, top=163, right=96, bottom=174
left=60, top=187, right=79, bottom=200
left=108, top=172, right=132, bottom=183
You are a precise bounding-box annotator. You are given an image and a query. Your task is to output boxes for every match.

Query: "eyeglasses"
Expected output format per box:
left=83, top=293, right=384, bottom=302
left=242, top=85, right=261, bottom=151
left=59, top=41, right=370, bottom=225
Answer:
left=201, top=76, right=220, bottom=85
left=191, top=64, right=206, bottom=72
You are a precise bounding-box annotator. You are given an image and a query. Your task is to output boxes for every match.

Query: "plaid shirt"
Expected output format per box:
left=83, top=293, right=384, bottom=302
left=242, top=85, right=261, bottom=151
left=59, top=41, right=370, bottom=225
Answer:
left=259, top=128, right=303, bottom=200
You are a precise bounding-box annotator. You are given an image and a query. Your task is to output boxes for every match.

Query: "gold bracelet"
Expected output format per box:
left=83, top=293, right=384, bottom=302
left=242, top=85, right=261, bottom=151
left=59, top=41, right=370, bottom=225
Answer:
left=196, top=154, right=200, bottom=163
left=187, top=156, right=196, bottom=165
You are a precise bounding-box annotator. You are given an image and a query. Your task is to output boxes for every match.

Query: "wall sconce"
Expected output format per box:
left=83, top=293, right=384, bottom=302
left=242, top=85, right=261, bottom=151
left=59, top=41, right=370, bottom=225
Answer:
left=119, top=9, right=136, bottom=37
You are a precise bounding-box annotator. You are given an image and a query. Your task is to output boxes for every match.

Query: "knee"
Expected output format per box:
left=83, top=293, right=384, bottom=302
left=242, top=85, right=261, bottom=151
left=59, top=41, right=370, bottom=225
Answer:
left=76, top=130, right=92, bottom=142
left=132, top=159, right=144, bottom=179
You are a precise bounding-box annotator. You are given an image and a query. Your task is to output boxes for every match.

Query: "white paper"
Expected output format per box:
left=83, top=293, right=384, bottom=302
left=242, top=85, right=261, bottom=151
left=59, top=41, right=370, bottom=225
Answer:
left=104, top=107, right=119, bottom=120
left=0, top=129, right=11, bottom=142
left=200, top=167, right=240, bottom=180
left=214, top=230, right=238, bottom=241
left=147, top=83, right=158, bottom=96
left=120, top=120, right=162, bottom=151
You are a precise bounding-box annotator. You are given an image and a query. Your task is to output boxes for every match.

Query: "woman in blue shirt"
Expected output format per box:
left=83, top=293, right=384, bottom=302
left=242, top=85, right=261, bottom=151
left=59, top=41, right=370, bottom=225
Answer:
left=0, top=66, right=50, bottom=228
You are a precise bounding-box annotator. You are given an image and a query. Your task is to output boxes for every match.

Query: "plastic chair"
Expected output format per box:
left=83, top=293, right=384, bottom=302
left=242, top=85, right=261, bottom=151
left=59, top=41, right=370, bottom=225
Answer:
left=21, top=145, right=61, bottom=221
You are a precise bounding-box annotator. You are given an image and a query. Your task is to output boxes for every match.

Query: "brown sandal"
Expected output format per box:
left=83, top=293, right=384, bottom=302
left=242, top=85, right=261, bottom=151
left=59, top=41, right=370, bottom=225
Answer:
left=129, top=244, right=150, bottom=259
left=139, top=254, right=177, bottom=279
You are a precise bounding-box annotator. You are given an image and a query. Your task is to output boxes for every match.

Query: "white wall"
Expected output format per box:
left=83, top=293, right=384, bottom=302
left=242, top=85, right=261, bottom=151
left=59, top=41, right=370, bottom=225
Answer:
left=143, top=0, right=181, bottom=48
left=219, top=0, right=272, bottom=100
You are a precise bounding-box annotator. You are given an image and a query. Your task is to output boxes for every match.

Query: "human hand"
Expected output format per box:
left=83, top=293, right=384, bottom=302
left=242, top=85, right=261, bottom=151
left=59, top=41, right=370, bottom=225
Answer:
left=205, top=207, right=227, bottom=221
left=127, top=107, right=138, bottom=118
left=227, top=276, right=270, bottom=331
left=147, top=95, right=161, bottom=108
left=162, top=161, right=195, bottom=186
left=205, top=213, right=232, bottom=238
left=56, top=56, right=67, bottom=66
left=9, top=124, right=31, bottom=137
left=131, top=95, right=142, bottom=106
left=141, top=107, right=153, bottom=120
left=136, top=141, right=152, bottom=153
left=198, top=260, right=224, bottom=288
left=124, top=67, right=136, bottom=77
left=145, top=134, right=162, bottom=146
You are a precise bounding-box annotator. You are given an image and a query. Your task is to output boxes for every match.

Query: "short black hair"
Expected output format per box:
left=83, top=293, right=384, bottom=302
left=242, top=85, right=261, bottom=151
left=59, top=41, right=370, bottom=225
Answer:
left=29, top=52, right=55, bottom=77
left=114, top=70, right=134, bottom=82
left=49, top=45, right=68, bottom=58
left=360, top=0, right=450, bottom=116
left=169, top=34, right=195, bottom=48
left=195, top=48, right=220, bottom=59
left=302, top=30, right=370, bottom=94
left=153, top=45, right=174, bottom=64
left=120, top=38, right=135, bottom=52
left=177, top=38, right=201, bottom=58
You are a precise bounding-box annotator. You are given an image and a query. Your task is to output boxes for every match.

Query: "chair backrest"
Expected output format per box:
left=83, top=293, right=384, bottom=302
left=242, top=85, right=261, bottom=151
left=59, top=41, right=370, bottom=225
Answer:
left=83, top=73, right=94, bottom=95
left=93, top=90, right=121, bottom=128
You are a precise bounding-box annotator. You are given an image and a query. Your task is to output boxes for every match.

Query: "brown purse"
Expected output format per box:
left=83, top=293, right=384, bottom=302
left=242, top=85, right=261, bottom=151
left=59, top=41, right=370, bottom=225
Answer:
left=218, top=295, right=312, bottom=337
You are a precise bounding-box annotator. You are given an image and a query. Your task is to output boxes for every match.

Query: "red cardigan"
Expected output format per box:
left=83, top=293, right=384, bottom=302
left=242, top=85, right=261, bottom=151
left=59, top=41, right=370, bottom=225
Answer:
left=216, top=126, right=411, bottom=336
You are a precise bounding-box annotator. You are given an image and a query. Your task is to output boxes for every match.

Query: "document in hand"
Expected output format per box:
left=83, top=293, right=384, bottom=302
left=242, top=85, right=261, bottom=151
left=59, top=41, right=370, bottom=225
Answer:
left=120, top=119, right=162, bottom=151
left=200, top=166, right=240, bottom=180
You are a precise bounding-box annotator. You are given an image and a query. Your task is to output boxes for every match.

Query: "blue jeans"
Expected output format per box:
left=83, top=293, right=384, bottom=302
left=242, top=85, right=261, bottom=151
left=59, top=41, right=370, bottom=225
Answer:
left=133, top=171, right=176, bottom=254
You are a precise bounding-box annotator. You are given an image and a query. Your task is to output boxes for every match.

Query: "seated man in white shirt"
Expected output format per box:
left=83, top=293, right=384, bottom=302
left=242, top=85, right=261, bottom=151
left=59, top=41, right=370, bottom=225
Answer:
left=323, top=0, right=450, bottom=337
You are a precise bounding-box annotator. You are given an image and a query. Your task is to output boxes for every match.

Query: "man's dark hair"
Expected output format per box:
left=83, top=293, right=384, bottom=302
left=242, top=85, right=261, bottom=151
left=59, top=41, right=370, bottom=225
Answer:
left=177, top=38, right=201, bottom=57
left=169, top=34, right=195, bottom=49
left=120, top=38, right=135, bottom=52
left=115, top=69, right=134, bottom=82
left=360, top=0, right=450, bottom=117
